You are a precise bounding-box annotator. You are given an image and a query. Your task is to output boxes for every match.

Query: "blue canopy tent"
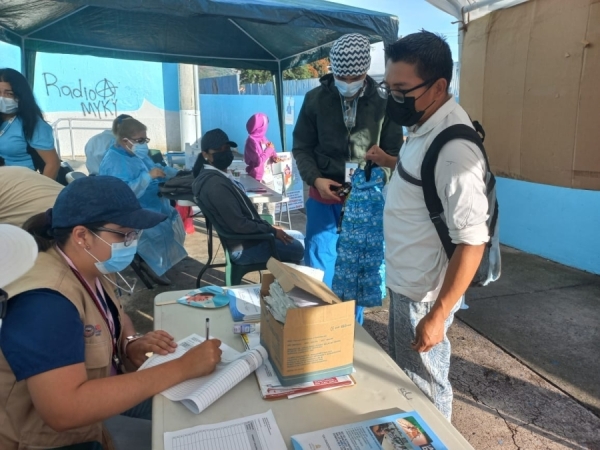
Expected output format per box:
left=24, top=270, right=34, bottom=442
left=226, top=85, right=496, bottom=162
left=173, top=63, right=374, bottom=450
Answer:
left=0, top=0, right=399, bottom=147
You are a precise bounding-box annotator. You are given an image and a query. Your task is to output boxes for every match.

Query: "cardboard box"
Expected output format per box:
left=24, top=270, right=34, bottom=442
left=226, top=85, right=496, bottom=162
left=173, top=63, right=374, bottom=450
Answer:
left=260, top=258, right=355, bottom=386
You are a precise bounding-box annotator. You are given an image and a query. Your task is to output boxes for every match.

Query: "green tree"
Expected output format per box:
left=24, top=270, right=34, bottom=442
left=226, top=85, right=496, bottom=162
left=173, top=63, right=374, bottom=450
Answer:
left=239, top=57, right=330, bottom=84
left=283, top=65, right=313, bottom=80
left=310, top=57, right=330, bottom=77
left=239, top=69, right=272, bottom=84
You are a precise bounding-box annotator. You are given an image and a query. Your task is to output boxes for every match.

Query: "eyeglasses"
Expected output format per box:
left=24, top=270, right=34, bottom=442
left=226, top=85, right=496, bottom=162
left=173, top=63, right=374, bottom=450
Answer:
left=94, top=227, right=142, bottom=247
left=377, top=79, right=435, bottom=104
left=0, top=288, right=7, bottom=319
left=128, top=137, right=150, bottom=144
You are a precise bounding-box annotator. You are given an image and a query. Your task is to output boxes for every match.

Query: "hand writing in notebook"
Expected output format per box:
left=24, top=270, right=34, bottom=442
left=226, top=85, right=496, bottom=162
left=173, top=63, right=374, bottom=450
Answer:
left=177, top=339, right=223, bottom=379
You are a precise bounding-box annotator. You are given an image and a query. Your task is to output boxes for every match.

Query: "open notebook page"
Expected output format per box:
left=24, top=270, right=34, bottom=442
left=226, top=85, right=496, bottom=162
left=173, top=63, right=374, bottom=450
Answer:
left=138, top=333, right=267, bottom=414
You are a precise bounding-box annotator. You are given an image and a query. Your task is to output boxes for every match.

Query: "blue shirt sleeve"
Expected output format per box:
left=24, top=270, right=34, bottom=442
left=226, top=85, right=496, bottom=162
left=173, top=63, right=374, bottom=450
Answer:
left=0, top=289, right=85, bottom=381
left=28, top=119, right=55, bottom=150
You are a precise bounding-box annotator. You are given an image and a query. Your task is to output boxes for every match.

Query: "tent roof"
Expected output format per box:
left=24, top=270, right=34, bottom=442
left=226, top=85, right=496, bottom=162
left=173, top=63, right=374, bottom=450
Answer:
left=0, top=0, right=399, bottom=72
left=425, top=0, right=530, bottom=22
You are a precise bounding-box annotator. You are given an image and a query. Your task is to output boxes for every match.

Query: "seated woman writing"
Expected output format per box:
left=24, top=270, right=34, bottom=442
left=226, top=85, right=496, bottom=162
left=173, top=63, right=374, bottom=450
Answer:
left=99, top=117, right=186, bottom=285
left=0, top=176, right=221, bottom=450
left=192, top=129, right=304, bottom=265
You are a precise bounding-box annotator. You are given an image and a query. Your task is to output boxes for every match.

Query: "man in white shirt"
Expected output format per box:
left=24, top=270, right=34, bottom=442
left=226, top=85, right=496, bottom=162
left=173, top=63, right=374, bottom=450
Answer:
left=366, top=31, right=490, bottom=420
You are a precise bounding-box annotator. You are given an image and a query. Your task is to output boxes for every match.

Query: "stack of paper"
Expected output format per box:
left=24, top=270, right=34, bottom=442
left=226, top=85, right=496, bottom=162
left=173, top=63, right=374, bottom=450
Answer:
left=226, top=284, right=262, bottom=322
left=264, top=279, right=329, bottom=323
left=242, top=332, right=355, bottom=400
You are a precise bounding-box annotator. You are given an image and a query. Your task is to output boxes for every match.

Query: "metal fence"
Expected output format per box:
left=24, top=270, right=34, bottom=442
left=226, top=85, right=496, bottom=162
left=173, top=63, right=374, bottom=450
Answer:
left=198, top=62, right=461, bottom=99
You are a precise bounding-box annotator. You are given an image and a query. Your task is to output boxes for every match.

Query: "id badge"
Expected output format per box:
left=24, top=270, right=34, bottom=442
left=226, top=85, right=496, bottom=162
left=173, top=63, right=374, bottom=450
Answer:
left=345, top=163, right=359, bottom=182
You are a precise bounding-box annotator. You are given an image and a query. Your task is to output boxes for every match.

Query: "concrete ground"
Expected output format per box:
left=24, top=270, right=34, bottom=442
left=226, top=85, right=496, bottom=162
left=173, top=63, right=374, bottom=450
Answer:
left=120, top=209, right=600, bottom=449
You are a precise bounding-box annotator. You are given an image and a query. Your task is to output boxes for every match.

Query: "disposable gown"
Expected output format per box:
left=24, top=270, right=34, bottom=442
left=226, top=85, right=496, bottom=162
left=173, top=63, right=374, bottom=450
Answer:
left=99, top=146, right=186, bottom=276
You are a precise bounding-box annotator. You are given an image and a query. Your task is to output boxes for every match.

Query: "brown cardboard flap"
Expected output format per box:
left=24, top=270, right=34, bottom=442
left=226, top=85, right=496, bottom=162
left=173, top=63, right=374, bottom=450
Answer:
left=266, top=258, right=341, bottom=304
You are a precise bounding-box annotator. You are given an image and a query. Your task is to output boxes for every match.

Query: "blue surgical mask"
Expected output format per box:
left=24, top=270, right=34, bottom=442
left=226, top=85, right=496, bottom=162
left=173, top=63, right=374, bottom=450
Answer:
left=0, top=97, right=18, bottom=114
left=86, top=234, right=138, bottom=274
left=334, top=78, right=364, bottom=98
left=133, top=143, right=149, bottom=158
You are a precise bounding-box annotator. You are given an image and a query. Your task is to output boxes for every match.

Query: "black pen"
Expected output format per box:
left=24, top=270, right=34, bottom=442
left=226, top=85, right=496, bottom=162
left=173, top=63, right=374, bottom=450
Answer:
left=205, top=318, right=210, bottom=341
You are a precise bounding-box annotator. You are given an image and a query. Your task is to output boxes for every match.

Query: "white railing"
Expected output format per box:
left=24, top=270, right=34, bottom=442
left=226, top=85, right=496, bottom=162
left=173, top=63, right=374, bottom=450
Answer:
left=51, top=118, right=114, bottom=159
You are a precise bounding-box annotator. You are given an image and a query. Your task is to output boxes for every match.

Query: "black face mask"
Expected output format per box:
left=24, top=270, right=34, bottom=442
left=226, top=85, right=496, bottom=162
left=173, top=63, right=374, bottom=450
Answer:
left=211, top=150, right=234, bottom=171
left=386, top=87, right=435, bottom=127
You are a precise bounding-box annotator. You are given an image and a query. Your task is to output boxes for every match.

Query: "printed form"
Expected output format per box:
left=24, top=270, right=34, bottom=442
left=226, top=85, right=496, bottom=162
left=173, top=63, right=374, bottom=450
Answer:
left=164, top=410, right=286, bottom=450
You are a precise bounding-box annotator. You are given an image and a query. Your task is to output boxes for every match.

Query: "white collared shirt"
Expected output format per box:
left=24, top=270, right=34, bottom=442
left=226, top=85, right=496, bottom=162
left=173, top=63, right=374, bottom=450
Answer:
left=384, top=97, right=490, bottom=302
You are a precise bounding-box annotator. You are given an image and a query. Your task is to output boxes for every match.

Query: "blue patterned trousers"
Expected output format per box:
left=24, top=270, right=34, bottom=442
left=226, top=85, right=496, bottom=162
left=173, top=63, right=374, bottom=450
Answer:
left=388, top=290, right=461, bottom=420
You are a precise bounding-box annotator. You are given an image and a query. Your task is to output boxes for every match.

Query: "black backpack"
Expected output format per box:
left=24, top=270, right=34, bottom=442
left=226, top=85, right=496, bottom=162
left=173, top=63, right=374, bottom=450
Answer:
left=158, top=170, right=195, bottom=202
left=27, top=145, right=73, bottom=186
left=397, top=121, right=501, bottom=286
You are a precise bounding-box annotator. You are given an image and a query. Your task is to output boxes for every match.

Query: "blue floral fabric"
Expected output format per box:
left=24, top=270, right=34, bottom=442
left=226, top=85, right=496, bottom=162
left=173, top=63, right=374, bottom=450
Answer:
left=332, top=166, right=386, bottom=308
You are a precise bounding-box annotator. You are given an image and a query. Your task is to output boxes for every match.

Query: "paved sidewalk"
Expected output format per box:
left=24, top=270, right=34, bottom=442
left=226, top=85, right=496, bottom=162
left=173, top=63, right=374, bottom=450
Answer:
left=122, top=211, right=600, bottom=449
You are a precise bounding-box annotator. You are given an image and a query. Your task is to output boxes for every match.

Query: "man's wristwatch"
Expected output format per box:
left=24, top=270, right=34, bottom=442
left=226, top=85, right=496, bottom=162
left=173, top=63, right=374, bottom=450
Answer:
left=123, top=332, right=144, bottom=356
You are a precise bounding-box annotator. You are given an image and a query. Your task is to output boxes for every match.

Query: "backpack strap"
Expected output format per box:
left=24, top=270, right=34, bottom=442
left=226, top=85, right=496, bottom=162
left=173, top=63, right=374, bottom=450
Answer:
left=396, top=159, right=422, bottom=187
left=420, top=123, right=491, bottom=260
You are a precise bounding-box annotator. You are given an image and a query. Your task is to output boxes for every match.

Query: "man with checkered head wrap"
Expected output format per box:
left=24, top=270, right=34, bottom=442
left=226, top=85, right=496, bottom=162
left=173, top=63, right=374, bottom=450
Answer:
left=330, top=33, right=371, bottom=99
left=292, top=33, right=403, bottom=325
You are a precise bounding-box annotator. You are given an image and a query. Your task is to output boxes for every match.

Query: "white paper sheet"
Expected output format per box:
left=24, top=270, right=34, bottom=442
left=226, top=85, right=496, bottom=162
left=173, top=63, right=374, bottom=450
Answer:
left=164, top=409, right=286, bottom=450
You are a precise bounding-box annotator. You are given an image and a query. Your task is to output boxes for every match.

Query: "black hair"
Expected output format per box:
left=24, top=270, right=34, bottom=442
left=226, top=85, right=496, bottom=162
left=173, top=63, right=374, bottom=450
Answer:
left=0, top=156, right=5, bottom=166
left=384, top=31, right=453, bottom=91
left=23, top=211, right=106, bottom=252
left=0, top=68, right=45, bottom=141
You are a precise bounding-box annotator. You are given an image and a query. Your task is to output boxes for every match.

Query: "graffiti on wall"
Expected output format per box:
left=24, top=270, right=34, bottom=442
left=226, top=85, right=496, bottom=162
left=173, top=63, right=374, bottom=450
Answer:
left=42, top=72, right=119, bottom=118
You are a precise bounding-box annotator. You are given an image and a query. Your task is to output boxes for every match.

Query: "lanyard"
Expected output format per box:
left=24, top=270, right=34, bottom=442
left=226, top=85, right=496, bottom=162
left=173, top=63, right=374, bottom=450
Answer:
left=0, top=116, right=16, bottom=138
left=56, top=247, right=120, bottom=368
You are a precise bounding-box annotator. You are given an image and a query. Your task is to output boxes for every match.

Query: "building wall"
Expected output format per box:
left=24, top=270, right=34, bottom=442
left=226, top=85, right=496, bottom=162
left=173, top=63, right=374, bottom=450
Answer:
left=497, top=178, right=600, bottom=274
left=199, top=94, right=304, bottom=152
left=0, top=44, right=181, bottom=157
left=34, top=53, right=181, bottom=157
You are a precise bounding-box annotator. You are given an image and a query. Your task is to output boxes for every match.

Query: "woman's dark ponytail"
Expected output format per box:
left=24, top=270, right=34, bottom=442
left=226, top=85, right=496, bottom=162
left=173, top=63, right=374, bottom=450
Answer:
left=23, top=210, right=55, bottom=251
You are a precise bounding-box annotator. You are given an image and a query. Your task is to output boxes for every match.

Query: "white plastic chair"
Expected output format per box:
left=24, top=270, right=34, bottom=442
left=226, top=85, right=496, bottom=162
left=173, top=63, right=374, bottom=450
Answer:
left=65, top=171, right=87, bottom=184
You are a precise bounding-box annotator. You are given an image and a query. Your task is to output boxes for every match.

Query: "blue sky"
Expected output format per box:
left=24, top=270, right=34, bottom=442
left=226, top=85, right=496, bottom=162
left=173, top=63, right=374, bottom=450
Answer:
left=327, top=0, right=459, bottom=71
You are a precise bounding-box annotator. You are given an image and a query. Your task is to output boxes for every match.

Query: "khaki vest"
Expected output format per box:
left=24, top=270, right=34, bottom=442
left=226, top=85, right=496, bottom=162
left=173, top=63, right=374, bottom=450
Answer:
left=0, top=247, right=125, bottom=450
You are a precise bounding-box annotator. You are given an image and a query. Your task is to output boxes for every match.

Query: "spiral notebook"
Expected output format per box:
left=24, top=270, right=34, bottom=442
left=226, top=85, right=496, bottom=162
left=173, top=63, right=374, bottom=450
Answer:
left=138, top=334, right=267, bottom=414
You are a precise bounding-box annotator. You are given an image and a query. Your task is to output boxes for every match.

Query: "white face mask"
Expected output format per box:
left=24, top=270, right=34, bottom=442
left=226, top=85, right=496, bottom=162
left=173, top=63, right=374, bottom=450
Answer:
left=0, top=97, right=18, bottom=114
left=334, top=78, right=365, bottom=98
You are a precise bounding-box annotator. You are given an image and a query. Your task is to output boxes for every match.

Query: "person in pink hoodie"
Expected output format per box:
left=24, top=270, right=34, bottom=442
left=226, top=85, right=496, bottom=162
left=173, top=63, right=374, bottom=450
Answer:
left=244, top=113, right=279, bottom=216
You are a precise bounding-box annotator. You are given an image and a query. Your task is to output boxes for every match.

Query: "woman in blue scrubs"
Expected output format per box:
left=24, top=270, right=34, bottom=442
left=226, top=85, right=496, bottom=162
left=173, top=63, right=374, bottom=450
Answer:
left=0, top=68, right=60, bottom=179
left=99, top=117, right=187, bottom=285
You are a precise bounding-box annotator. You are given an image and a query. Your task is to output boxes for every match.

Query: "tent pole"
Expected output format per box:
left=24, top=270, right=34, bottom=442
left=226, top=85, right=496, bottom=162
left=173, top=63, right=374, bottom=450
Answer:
left=274, top=61, right=286, bottom=151
left=20, top=38, right=36, bottom=89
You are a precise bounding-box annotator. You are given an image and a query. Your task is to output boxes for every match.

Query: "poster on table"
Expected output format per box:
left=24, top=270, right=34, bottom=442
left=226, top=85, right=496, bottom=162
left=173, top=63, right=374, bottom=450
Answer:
left=272, top=152, right=304, bottom=211
left=229, top=152, right=304, bottom=211
left=285, top=97, right=295, bottom=125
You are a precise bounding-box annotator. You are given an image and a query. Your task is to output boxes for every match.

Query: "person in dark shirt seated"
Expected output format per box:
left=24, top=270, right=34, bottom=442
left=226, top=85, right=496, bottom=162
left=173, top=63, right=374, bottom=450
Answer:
left=192, top=129, right=304, bottom=265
